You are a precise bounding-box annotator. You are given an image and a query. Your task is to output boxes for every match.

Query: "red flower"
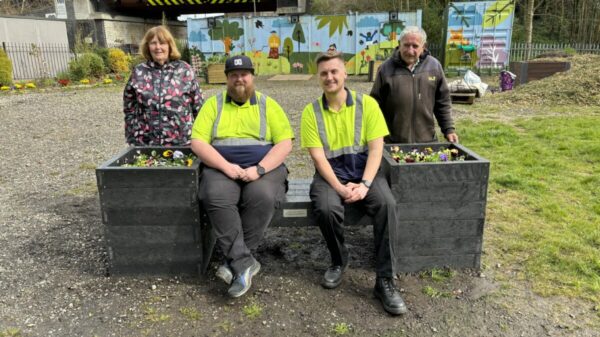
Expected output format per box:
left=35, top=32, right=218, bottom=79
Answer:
left=366, top=55, right=372, bottom=62
left=360, top=50, right=366, bottom=56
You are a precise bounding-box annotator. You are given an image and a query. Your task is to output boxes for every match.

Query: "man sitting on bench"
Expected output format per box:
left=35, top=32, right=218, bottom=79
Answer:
left=300, top=51, right=407, bottom=315
left=191, top=55, right=294, bottom=298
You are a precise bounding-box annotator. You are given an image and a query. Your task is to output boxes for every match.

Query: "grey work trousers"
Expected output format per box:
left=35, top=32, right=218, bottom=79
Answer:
left=310, top=172, right=396, bottom=278
left=199, top=165, right=287, bottom=274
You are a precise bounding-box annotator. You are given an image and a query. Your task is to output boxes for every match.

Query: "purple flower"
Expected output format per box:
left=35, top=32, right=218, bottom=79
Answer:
left=440, top=153, right=448, bottom=161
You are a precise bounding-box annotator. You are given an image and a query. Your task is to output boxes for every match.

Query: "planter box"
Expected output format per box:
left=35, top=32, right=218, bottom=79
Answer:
left=96, top=147, right=208, bottom=275
left=207, top=63, right=227, bottom=84
left=509, top=61, right=570, bottom=86
left=382, top=143, right=490, bottom=273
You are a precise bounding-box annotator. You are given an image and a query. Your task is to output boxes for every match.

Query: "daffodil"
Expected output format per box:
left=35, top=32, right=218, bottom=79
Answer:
left=103, top=78, right=113, bottom=84
left=14, top=83, right=23, bottom=89
left=0, top=86, right=9, bottom=91
left=186, top=158, right=193, bottom=167
left=80, top=79, right=90, bottom=84
left=25, top=83, right=36, bottom=88
left=163, top=150, right=174, bottom=158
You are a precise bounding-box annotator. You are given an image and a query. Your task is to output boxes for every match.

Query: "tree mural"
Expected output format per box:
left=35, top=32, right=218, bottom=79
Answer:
left=208, top=20, right=244, bottom=56
left=380, top=20, right=405, bottom=41
left=315, top=16, right=349, bottom=38
left=283, top=37, right=294, bottom=59
left=292, top=23, right=306, bottom=52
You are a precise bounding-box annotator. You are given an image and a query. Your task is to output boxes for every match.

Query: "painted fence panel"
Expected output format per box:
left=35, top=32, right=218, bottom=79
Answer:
left=187, top=11, right=422, bottom=75
left=445, top=0, right=515, bottom=70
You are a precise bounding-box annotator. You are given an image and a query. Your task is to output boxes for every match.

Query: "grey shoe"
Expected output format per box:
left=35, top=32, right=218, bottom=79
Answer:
left=373, top=277, right=408, bottom=315
left=227, top=260, right=261, bottom=298
left=215, top=264, right=233, bottom=285
left=321, top=265, right=346, bottom=289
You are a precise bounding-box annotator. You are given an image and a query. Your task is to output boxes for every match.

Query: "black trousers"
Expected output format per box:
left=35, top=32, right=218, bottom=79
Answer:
left=310, top=172, right=396, bottom=278
left=199, top=165, right=287, bottom=274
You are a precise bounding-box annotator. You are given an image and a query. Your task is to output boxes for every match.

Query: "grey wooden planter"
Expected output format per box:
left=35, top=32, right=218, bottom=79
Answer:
left=382, top=143, right=490, bottom=273
left=96, top=147, right=206, bottom=275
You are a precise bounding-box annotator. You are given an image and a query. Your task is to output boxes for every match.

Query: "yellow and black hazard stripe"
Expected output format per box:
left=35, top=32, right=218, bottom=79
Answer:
left=146, top=0, right=252, bottom=6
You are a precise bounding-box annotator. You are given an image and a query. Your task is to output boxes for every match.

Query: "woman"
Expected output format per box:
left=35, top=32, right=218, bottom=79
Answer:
left=123, top=26, right=203, bottom=146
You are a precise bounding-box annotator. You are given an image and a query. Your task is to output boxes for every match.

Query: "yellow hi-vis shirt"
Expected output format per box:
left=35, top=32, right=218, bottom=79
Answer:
left=301, top=89, right=389, bottom=181
left=191, top=91, right=294, bottom=167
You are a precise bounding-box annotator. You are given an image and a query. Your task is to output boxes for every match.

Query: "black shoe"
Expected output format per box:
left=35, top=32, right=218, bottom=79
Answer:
left=322, top=265, right=346, bottom=289
left=373, top=277, right=408, bottom=315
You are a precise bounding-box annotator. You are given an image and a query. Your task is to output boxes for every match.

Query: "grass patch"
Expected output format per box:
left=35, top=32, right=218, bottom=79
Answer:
left=66, top=182, right=97, bottom=196
left=459, top=115, right=600, bottom=302
left=331, top=322, right=351, bottom=335
left=242, top=301, right=263, bottom=319
left=0, top=328, right=22, bottom=337
left=79, top=162, right=97, bottom=170
left=419, top=268, right=456, bottom=282
left=422, top=285, right=451, bottom=298
left=179, top=307, right=202, bottom=321
left=143, top=306, right=171, bottom=323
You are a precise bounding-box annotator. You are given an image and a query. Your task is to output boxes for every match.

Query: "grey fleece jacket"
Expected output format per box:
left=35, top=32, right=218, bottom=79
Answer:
left=370, top=48, right=454, bottom=144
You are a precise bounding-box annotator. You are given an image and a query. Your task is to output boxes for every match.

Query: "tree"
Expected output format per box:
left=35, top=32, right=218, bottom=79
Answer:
left=208, top=20, right=244, bottom=56
left=292, top=23, right=306, bottom=52
left=283, top=37, right=294, bottom=59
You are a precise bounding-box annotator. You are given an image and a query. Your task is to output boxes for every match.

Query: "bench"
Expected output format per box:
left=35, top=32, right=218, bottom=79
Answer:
left=199, top=178, right=371, bottom=273
left=450, top=92, right=476, bottom=104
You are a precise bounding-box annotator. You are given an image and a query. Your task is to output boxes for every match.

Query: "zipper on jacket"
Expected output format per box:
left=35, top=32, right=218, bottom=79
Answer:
left=411, top=73, right=417, bottom=143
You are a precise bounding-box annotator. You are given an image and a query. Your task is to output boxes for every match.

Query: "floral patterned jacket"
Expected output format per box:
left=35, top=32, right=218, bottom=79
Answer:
left=123, top=60, right=203, bottom=146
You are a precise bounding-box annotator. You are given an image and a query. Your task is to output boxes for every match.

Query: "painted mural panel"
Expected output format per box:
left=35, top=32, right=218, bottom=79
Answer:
left=445, top=0, right=514, bottom=70
left=187, top=11, right=422, bottom=76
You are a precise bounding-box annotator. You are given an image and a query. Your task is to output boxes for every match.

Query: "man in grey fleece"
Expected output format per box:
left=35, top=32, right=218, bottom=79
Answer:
left=370, top=26, right=459, bottom=144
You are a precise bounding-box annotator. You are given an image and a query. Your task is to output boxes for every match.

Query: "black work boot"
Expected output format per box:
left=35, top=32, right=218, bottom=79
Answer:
left=373, top=277, right=408, bottom=315
left=321, top=265, right=346, bottom=289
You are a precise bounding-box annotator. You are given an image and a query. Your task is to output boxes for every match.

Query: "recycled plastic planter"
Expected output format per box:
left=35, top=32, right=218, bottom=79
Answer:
left=382, top=143, right=490, bottom=273
left=96, top=147, right=208, bottom=275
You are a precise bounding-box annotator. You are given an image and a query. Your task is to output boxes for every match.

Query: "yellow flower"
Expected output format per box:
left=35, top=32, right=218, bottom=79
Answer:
left=26, top=82, right=36, bottom=88
left=14, top=83, right=23, bottom=89
left=80, top=79, right=90, bottom=84
left=163, top=150, right=173, bottom=158
left=103, top=78, right=113, bottom=84
left=0, top=86, right=9, bottom=91
left=186, top=158, right=193, bottom=167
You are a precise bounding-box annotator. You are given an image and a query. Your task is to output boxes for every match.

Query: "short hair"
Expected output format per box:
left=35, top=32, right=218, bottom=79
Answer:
left=315, top=50, right=344, bottom=67
left=398, top=26, right=427, bottom=45
left=140, top=26, right=181, bottom=62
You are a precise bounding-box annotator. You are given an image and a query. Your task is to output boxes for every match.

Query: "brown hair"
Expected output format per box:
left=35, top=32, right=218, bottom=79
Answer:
left=315, top=50, right=344, bottom=67
left=140, top=26, right=181, bottom=62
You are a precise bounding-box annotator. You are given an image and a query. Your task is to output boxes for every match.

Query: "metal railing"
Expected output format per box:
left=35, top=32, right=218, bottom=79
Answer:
left=2, top=42, right=72, bottom=80
left=510, top=42, right=600, bottom=62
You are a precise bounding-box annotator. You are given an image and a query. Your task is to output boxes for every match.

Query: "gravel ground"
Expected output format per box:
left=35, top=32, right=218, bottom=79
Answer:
left=0, top=78, right=598, bottom=337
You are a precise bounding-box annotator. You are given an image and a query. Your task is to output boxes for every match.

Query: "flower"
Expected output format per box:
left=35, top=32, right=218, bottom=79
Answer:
left=14, top=83, right=23, bottom=89
left=0, top=86, right=9, bottom=91
left=122, top=150, right=196, bottom=168
left=80, top=79, right=90, bottom=84
left=58, top=79, right=70, bottom=87
left=173, top=150, right=184, bottom=159
left=25, top=82, right=36, bottom=88
left=103, top=78, right=113, bottom=84
left=390, top=146, right=465, bottom=164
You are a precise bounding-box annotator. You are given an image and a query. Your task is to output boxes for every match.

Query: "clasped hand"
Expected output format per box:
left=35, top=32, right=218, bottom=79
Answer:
left=224, top=164, right=260, bottom=182
left=337, top=182, right=369, bottom=204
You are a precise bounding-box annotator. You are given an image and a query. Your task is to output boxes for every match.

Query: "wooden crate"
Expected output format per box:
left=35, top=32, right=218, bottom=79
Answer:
left=509, top=61, right=571, bottom=86
left=382, top=143, right=490, bottom=272
left=96, top=147, right=207, bottom=275
left=207, top=63, right=227, bottom=84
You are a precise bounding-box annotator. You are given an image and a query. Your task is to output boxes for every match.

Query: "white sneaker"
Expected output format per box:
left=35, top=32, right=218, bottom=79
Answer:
left=215, top=264, right=233, bottom=285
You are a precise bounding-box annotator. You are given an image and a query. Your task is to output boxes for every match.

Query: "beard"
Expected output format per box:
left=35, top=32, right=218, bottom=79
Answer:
left=227, top=82, right=255, bottom=103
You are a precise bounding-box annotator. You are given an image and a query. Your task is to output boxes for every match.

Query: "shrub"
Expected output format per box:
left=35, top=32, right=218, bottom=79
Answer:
left=129, top=54, right=147, bottom=71
left=0, top=49, right=13, bottom=86
left=68, top=53, right=105, bottom=80
left=94, top=47, right=110, bottom=69
left=108, top=48, right=130, bottom=73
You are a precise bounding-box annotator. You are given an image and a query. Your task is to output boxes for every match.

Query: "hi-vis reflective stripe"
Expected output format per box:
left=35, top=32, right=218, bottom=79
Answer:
left=312, top=93, right=366, bottom=159
left=212, top=92, right=271, bottom=146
